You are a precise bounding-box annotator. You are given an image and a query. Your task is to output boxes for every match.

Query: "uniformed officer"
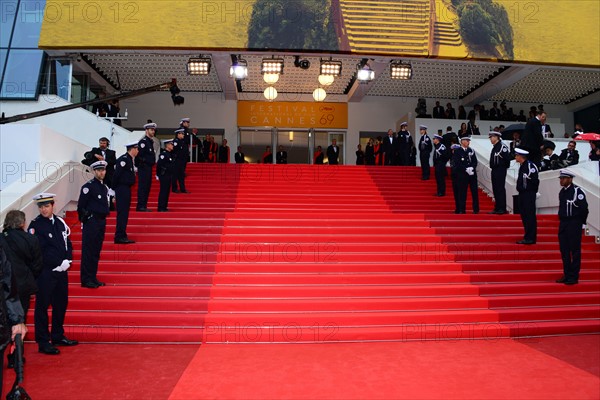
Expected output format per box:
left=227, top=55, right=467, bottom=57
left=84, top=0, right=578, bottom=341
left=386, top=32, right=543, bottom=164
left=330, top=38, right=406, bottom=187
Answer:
left=171, top=129, right=189, bottom=193
left=418, top=125, right=432, bottom=180
left=452, top=136, right=479, bottom=214
left=136, top=122, right=157, bottom=212
left=157, top=139, right=176, bottom=212
left=77, top=160, right=110, bottom=288
left=180, top=117, right=200, bottom=162
left=113, top=141, right=138, bottom=244
left=449, top=144, right=461, bottom=213
left=28, top=193, right=78, bottom=354
left=397, top=122, right=413, bottom=166
left=556, top=170, right=589, bottom=285
left=432, top=134, right=449, bottom=196
left=489, top=131, right=511, bottom=214
left=515, top=148, right=539, bottom=244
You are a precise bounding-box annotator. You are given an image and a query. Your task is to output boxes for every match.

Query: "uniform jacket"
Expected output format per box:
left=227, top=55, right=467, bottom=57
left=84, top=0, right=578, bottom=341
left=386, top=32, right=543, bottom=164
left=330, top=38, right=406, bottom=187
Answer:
left=28, top=215, right=73, bottom=270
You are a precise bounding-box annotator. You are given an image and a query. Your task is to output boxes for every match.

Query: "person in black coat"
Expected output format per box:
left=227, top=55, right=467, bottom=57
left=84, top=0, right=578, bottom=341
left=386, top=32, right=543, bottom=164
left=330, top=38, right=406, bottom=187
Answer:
left=113, top=141, right=139, bottom=244
left=157, top=139, right=176, bottom=212
left=452, top=136, right=479, bottom=214
left=382, top=129, right=399, bottom=166
left=234, top=146, right=245, bottom=163
left=364, top=139, right=375, bottom=165
left=83, top=137, right=117, bottom=188
left=171, top=129, right=188, bottom=193
left=356, top=144, right=365, bottom=165
left=418, top=125, right=432, bottom=180
left=326, top=139, right=340, bottom=165
left=515, top=148, right=539, bottom=244
left=397, top=122, right=414, bottom=166
left=558, top=141, right=579, bottom=167
left=432, top=135, right=449, bottom=196
left=276, top=145, right=288, bottom=164
left=521, top=112, right=546, bottom=166
left=556, top=170, right=589, bottom=285
left=28, top=193, right=78, bottom=354
left=488, top=132, right=511, bottom=214
left=136, top=123, right=157, bottom=211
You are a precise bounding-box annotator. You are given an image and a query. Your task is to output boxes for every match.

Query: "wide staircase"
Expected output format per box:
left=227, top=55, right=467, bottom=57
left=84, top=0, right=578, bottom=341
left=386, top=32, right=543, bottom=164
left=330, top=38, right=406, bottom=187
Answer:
left=52, top=164, right=600, bottom=343
left=339, top=0, right=432, bottom=55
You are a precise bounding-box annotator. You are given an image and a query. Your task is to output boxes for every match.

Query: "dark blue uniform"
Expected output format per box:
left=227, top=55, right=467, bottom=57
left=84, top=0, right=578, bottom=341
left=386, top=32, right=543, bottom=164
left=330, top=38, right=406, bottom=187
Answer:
left=419, top=134, right=432, bottom=180
left=28, top=215, right=72, bottom=345
left=171, top=137, right=188, bottom=193
left=489, top=140, right=511, bottom=213
left=433, top=142, right=449, bottom=196
left=517, top=160, right=539, bottom=242
left=113, top=153, right=136, bottom=241
left=452, top=146, right=480, bottom=214
left=558, top=184, right=588, bottom=283
left=77, top=178, right=110, bottom=285
left=449, top=148, right=460, bottom=213
left=157, top=149, right=175, bottom=211
left=136, top=136, right=156, bottom=210
left=397, top=130, right=413, bottom=166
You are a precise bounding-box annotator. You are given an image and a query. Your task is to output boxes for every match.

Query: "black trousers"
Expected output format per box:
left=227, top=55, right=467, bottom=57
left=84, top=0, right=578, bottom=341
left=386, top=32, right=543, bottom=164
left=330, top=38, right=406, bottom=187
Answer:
left=114, top=185, right=131, bottom=240
left=35, top=269, right=68, bottom=344
left=559, top=218, right=583, bottom=282
left=456, top=173, right=479, bottom=213
left=80, top=216, right=106, bottom=284
left=451, top=172, right=459, bottom=212
left=434, top=164, right=446, bottom=195
left=491, top=167, right=508, bottom=211
left=420, top=153, right=430, bottom=179
left=172, top=160, right=187, bottom=192
left=158, top=174, right=172, bottom=211
left=518, top=191, right=537, bottom=242
left=136, top=164, right=153, bottom=209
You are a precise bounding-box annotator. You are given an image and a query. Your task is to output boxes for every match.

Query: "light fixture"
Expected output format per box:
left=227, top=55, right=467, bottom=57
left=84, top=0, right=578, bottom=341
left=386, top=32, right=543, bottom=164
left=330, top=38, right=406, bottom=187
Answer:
left=294, top=56, right=311, bottom=70
left=264, top=86, right=278, bottom=101
left=320, top=59, right=342, bottom=76
left=289, top=131, right=294, bottom=141
left=261, top=58, right=284, bottom=74
left=230, top=56, right=248, bottom=80
left=313, top=88, right=327, bottom=102
left=263, top=73, right=279, bottom=84
left=318, top=74, right=334, bottom=86
left=187, top=56, right=211, bottom=75
left=356, top=60, right=375, bottom=83
left=390, top=61, right=412, bottom=80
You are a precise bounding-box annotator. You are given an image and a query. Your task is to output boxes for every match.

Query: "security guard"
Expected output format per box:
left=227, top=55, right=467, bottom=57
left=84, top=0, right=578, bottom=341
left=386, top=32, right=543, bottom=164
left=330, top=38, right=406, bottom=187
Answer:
left=136, top=122, right=157, bottom=212
left=515, top=148, right=539, bottom=244
left=418, top=125, right=432, bottom=180
left=77, top=160, right=110, bottom=288
left=433, top=134, right=449, bottom=196
left=28, top=193, right=78, bottom=354
left=452, top=136, right=479, bottom=214
left=489, top=131, right=511, bottom=214
left=556, top=170, right=588, bottom=285
left=172, top=129, right=189, bottom=193
left=157, top=139, right=176, bottom=212
left=113, top=141, right=138, bottom=244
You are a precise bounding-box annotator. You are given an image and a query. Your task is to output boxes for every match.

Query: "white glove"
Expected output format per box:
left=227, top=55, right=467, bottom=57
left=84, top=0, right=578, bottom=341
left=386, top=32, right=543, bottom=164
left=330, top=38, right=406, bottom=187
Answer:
left=536, top=192, right=541, bottom=199
left=155, top=175, right=160, bottom=181
left=107, top=189, right=115, bottom=197
left=466, top=167, right=474, bottom=176
left=52, top=259, right=71, bottom=272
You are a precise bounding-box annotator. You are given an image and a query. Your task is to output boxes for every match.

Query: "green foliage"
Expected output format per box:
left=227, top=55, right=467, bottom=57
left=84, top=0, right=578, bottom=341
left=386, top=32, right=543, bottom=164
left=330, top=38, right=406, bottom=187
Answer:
left=247, top=0, right=338, bottom=51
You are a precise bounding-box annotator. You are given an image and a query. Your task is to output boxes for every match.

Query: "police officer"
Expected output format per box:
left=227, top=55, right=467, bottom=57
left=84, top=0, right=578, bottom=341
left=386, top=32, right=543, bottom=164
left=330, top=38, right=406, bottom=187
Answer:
left=449, top=144, right=461, bottom=213
left=418, top=125, right=432, bottom=180
left=452, top=136, right=479, bottom=214
left=113, top=141, right=138, bottom=244
left=432, top=134, right=449, bottom=196
left=556, top=170, right=588, bottom=285
left=157, top=139, right=176, bottom=212
left=171, top=129, right=189, bottom=193
left=180, top=117, right=200, bottom=162
left=489, top=131, right=511, bottom=214
left=515, top=148, right=539, bottom=244
left=136, top=122, right=157, bottom=212
left=397, top=122, right=413, bottom=166
left=28, top=193, right=78, bottom=354
left=77, top=160, right=110, bottom=288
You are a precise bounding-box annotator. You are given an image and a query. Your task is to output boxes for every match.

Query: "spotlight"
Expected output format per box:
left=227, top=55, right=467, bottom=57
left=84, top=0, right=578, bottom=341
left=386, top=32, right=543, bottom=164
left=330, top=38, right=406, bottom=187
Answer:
left=170, top=81, right=184, bottom=106
left=261, top=58, right=284, bottom=75
left=356, top=61, right=375, bottom=83
left=390, top=61, right=412, bottom=80
left=187, top=56, right=211, bottom=75
left=230, top=56, right=248, bottom=80
left=320, top=59, right=342, bottom=76
left=294, top=56, right=311, bottom=70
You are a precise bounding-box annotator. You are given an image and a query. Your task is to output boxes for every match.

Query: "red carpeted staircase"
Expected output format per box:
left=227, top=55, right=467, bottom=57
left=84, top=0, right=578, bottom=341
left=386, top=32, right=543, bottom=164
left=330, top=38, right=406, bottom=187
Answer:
left=54, top=164, right=600, bottom=343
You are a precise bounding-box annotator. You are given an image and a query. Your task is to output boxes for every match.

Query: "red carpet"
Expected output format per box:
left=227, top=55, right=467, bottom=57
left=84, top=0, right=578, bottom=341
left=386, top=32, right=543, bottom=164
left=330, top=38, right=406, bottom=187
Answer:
left=47, top=164, right=599, bottom=343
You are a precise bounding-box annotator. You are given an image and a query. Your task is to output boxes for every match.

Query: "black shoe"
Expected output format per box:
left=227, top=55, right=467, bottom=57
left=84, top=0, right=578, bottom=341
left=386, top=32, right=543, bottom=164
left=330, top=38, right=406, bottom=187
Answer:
left=556, top=276, right=567, bottom=283
left=564, top=280, right=579, bottom=285
left=114, top=238, right=136, bottom=244
left=136, top=208, right=151, bottom=212
left=181, top=190, right=190, bottom=193
left=81, top=281, right=100, bottom=288
left=516, top=240, right=536, bottom=245
left=496, top=210, right=507, bottom=215
left=52, top=337, right=79, bottom=346
left=94, top=280, right=106, bottom=286
left=488, top=211, right=499, bottom=214
left=172, top=190, right=180, bottom=193
left=473, top=211, right=479, bottom=214
left=39, top=344, right=60, bottom=355
left=157, top=208, right=169, bottom=212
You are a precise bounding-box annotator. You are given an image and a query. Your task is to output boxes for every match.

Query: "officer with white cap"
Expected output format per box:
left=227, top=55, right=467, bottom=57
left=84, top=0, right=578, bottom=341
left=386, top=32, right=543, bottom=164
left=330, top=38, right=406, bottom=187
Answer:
left=432, top=134, right=449, bottom=196
left=488, top=131, right=511, bottom=214
left=113, top=141, right=139, bottom=244
left=397, top=122, right=413, bottom=166
left=136, top=123, right=157, bottom=211
left=171, top=128, right=189, bottom=193
left=28, top=193, right=78, bottom=354
left=77, top=160, right=110, bottom=288
left=157, top=139, right=176, bottom=212
left=515, top=148, right=539, bottom=244
left=418, top=125, right=432, bottom=180
left=452, top=136, right=479, bottom=214
left=556, top=169, right=588, bottom=285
